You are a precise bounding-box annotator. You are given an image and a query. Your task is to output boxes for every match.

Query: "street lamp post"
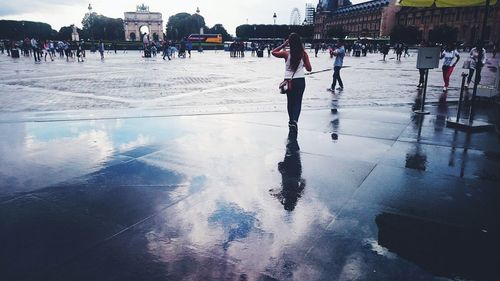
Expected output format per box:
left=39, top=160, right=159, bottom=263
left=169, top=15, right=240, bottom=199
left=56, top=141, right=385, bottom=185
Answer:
left=88, top=3, right=94, bottom=41
left=196, top=7, right=203, bottom=35
left=273, top=13, right=277, bottom=40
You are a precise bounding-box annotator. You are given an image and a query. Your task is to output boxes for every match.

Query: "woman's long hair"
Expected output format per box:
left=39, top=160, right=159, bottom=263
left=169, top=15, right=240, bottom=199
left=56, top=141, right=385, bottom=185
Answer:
left=288, top=33, right=303, bottom=72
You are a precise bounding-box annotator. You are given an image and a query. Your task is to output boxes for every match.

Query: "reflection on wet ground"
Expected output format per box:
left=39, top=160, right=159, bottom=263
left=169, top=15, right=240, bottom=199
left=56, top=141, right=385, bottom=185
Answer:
left=376, top=212, right=498, bottom=280
left=1, top=104, right=500, bottom=280
left=270, top=134, right=305, bottom=212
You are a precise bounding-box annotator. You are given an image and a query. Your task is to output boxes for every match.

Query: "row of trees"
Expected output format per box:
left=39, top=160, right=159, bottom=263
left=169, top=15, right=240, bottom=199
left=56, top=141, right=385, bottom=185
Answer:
left=165, top=13, right=231, bottom=41
left=0, top=16, right=124, bottom=41
left=0, top=20, right=57, bottom=40
left=235, top=25, right=314, bottom=39
left=1, top=13, right=232, bottom=42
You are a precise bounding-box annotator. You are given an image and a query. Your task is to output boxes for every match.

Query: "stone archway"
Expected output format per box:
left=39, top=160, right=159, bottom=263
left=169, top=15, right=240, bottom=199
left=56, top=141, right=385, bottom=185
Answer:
left=124, top=4, right=163, bottom=42
left=130, top=32, right=136, bottom=41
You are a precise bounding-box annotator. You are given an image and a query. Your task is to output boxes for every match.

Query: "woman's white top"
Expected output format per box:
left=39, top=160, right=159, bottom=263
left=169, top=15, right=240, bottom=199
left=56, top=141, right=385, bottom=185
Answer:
left=284, top=53, right=305, bottom=79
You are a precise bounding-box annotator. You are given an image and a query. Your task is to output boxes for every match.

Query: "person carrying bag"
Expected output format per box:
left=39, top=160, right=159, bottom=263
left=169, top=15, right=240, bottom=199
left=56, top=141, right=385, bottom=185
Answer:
left=272, top=33, right=312, bottom=136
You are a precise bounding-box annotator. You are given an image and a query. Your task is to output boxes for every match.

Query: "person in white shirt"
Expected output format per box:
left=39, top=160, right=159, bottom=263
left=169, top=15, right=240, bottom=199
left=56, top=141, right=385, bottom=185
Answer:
left=466, top=43, right=487, bottom=88
left=440, top=44, right=460, bottom=91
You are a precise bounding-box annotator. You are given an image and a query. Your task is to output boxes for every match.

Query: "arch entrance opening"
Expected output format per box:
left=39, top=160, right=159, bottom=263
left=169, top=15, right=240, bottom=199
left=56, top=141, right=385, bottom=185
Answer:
left=124, top=4, right=163, bottom=41
left=140, top=25, right=149, bottom=35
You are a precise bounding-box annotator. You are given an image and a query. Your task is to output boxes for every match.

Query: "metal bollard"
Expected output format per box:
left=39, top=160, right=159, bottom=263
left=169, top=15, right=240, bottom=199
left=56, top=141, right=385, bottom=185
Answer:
left=455, top=72, right=468, bottom=122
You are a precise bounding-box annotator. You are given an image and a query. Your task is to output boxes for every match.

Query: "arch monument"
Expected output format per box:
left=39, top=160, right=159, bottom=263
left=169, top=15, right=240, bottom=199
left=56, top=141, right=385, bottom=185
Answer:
left=124, top=4, right=163, bottom=41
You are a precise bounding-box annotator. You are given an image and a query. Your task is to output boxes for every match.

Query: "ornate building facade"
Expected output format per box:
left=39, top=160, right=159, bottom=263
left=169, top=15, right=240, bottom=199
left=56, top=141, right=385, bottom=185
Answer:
left=124, top=4, right=163, bottom=41
left=396, top=2, right=500, bottom=45
left=314, top=0, right=400, bottom=39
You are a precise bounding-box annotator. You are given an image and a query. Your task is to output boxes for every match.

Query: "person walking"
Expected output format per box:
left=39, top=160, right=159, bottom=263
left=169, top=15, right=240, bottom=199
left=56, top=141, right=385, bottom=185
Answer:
left=162, top=40, right=171, bottom=60
left=272, top=33, right=312, bottom=136
left=329, top=39, right=346, bottom=92
left=187, top=41, right=192, bottom=58
left=31, top=38, right=40, bottom=62
left=76, top=42, right=84, bottom=62
left=465, top=43, right=487, bottom=88
left=440, top=44, right=460, bottom=92
left=314, top=43, right=320, bottom=57
left=395, top=43, right=403, bottom=61
left=381, top=43, right=389, bottom=61
left=98, top=40, right=105, bottom=60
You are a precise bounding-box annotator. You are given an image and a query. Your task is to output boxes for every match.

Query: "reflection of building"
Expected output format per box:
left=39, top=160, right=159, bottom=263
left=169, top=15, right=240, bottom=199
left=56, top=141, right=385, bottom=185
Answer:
left=305, top=3, right=315, bottom=25
left=396, top=2, right=500, bottom=44
left=124, top=4, right=163, bottom=41
left=313, top=0, right=400, bottom=40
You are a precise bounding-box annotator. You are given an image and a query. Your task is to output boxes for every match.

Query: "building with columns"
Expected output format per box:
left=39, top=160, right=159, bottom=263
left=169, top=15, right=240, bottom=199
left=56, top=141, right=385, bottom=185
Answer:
left=396, top=2, right=499, bottom=45
left=314, top=0, right=400, bottom=40
left=124, top=4, right=163, bottom=41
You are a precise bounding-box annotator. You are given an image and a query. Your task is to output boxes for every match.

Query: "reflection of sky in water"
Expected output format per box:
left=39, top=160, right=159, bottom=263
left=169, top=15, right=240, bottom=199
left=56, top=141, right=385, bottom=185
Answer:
left=0, top=117, right=190, bottom=195
left=140, top=116, right=334, bottom=279
left=1, top=115, right=336, bottom=278
left=208, top=202, right=259, bottom=250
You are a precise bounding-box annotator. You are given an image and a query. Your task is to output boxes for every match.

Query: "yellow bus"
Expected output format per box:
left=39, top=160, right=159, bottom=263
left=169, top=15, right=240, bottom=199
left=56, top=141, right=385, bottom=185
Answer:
left=187, top=34, right=223, bottom=44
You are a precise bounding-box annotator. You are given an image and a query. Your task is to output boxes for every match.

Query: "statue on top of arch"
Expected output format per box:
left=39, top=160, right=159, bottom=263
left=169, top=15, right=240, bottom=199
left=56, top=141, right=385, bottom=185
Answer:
left=136, top=3, right=150, bottom=13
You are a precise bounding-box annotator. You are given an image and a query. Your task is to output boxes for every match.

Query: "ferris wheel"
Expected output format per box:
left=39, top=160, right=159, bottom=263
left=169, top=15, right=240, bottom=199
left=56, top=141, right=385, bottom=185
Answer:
left=289, top=8, right=302, bottom=25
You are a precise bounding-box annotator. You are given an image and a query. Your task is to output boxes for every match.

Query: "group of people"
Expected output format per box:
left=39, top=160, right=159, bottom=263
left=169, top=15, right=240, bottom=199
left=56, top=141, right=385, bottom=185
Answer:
left=227, top=41, right=275, bottom=58
left=1, top=38, right=107, bottom=62
left=417, top=42, right=488, bottom=92
left=273, top=33, right=494, bottom=140
left=142, top=33, right=195, bottom=60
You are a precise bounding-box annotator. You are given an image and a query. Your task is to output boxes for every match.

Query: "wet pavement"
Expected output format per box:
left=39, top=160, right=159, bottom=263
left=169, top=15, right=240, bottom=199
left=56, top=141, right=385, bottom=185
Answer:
left=1, top=51, right=500, bottom=281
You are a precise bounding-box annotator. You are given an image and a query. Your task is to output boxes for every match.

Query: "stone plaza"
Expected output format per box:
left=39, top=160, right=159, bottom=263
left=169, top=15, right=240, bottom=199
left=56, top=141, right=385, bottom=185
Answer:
left=0, top=50, right=499, bottom=280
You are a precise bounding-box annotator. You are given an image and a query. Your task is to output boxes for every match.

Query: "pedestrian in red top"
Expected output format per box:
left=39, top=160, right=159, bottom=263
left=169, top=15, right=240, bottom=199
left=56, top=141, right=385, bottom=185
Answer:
left=272, top=33, right=312, bottom=136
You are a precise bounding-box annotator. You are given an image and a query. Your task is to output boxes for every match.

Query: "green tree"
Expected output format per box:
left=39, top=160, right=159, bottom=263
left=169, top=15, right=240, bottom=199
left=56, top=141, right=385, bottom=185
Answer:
left=206, top=24, right=232, bottom=41
left=57, top=25, right=83, bottom=41
left=0, top=20, right=57, bottom=40
left=165, top=13, right=207, bottom=40
left=390, top=25, right=420, bottom=44
left=81, top=12, right=124, bottom=41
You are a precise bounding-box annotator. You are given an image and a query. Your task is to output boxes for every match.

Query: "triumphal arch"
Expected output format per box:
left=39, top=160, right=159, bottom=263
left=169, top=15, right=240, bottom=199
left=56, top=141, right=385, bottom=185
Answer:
left=124, top=4, right=164, bottom=41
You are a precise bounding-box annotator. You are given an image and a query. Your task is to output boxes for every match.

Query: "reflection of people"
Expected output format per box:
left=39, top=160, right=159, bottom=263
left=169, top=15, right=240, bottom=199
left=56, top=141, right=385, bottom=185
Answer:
left=405, top=115, right=427, bottom=171
left=271, top=134, right=305, bottom=211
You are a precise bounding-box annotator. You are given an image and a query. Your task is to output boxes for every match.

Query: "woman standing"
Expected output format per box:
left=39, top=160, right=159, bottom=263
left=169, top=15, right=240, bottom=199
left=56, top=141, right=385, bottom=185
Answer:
left=440, top=44, right=460, bottom=91
left=465, top=43, right=486, bottom=88
left=272, top=33, right=312, bottom=135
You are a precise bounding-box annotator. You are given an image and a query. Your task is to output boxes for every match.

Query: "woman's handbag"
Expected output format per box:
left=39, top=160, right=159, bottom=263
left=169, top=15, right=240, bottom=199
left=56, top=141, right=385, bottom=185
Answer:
left=279, top=68, right=297, bottom=94
left=279, top=79, right=292, bottom=94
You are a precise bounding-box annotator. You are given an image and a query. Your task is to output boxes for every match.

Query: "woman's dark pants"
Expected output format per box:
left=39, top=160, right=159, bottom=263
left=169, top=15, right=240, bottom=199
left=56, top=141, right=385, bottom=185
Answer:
left=286, top=78, right=306, bottom=123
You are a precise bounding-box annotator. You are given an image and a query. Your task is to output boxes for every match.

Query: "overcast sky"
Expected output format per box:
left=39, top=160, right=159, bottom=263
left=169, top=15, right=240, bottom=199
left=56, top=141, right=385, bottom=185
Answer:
left=0, top=0, right=365, bottom=35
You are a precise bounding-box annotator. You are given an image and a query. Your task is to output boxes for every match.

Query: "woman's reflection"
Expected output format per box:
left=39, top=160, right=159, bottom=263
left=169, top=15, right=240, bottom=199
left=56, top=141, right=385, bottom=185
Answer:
left=271, top=133, right=306, bottom=211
